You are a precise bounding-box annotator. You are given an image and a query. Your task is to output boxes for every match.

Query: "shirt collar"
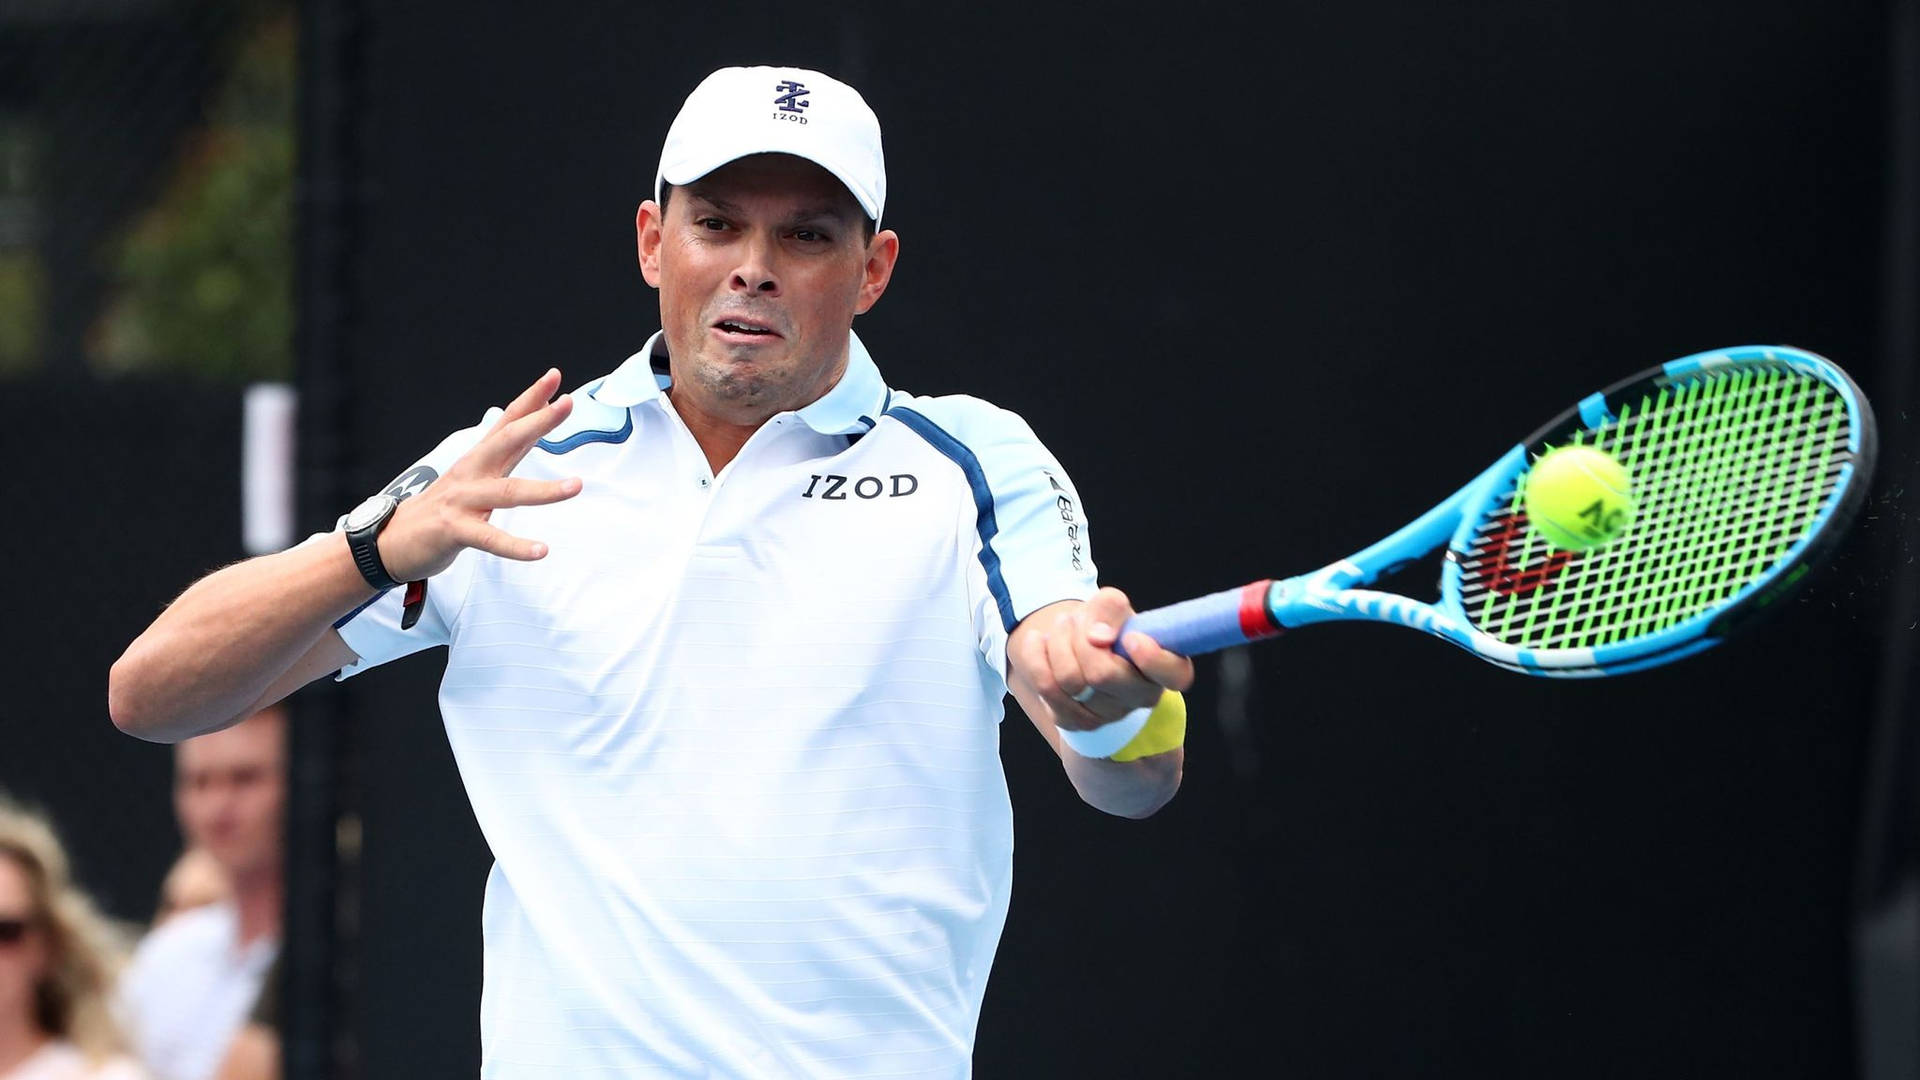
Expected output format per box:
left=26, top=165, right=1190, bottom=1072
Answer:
left=591, top=329, right=890, bottom=436
left=794, top=330, right=890, bottom=435
left=590, top=332, right=674, bottom=407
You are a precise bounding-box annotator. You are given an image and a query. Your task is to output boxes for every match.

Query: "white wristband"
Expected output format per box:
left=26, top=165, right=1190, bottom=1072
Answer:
left=1056, top=705, right=1154, bottom=760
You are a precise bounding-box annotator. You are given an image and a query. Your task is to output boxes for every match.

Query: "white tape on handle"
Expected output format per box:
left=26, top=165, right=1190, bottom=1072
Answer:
left=1056, top=705, right=1154, bottom=760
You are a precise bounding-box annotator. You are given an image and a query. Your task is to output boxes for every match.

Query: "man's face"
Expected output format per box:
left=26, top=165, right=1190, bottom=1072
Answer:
left=174, top=710, right=287, bottom=883
left=637, top=153, right=898, bottom=426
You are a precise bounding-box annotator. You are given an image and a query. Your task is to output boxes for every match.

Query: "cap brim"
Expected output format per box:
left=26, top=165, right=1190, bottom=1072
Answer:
left=657, top=143, right=882, bottom=225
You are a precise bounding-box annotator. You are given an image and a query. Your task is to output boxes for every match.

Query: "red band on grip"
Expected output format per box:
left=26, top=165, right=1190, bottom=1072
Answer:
left=1237, top=580, right=1281, bottom=640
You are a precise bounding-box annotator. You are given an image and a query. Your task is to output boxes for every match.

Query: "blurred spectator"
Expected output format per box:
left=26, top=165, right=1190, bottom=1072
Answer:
left=206, top=955, right=275, bottom=1080
left=150, top=853, right=226, bottom=930
left=116, top=708, right=283, bottom=1080
left=205, top=1025, right=272, bottom=1080
left=0, top=794, right=146, bottom=1079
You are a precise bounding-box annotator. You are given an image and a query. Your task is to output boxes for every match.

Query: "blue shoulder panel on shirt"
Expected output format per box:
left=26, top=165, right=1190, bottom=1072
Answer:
left=884, top=405, right=1018, bottom=633
left=538, top=411, right=632, bottom=454
left=538, top=389, right=635, bottom=454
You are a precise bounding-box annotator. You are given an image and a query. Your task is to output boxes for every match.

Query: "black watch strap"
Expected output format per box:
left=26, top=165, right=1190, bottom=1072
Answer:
left=345, top=494, right=404, bottom=591
left=348, top=531, right=403, bottom=591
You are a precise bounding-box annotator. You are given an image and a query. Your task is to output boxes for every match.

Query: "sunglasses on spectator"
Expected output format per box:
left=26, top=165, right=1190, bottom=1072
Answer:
left=0, top=918, right=34, bottom=945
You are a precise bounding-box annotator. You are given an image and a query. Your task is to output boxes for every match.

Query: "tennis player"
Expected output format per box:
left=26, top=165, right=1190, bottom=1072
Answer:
left=109, top=65, right=1192, bottom=1077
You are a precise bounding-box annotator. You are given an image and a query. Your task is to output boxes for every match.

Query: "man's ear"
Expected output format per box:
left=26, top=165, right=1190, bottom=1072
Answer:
left=854, top=229, right=900, bottom=316
left=636, top=201, right=665, bottom=288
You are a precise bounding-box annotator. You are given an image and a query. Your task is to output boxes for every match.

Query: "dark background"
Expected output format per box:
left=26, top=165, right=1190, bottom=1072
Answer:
left=14, top=0, right=1920, bottom=1077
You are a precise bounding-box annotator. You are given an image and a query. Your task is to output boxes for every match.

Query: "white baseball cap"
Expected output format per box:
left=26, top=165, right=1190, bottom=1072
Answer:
left=655, top=66, right=887, bottom=227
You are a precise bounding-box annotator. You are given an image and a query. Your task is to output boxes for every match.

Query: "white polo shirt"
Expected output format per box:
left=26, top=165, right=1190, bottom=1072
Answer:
left=334, top=331, right=1096, bottom=1079
left=116, top=902, right=277, bottom=1080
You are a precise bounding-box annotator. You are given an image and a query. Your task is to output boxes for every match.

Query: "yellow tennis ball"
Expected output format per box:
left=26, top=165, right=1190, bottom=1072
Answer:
left=1110, top=690, right=1186, bottom=763
left=1524, top=445, right=1635, bottom=550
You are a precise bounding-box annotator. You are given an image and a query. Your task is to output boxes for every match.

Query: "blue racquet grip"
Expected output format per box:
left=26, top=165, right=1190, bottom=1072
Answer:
left=1112, top=581, right=1281, bottom=661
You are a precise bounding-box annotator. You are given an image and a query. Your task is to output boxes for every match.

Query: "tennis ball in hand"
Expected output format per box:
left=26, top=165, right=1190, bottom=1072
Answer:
left=1524, top=445, right=1634, bottom=550
left=1110, top=690, right=1186, bottom=763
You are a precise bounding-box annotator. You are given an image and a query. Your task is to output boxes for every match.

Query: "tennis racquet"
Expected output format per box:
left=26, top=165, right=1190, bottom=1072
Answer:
left=1117, top=345, right=1877, bottom=677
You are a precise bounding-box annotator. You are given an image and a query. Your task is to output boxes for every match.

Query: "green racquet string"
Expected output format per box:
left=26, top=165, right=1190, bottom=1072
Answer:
left=1455, top=362, right=1853, bottom=651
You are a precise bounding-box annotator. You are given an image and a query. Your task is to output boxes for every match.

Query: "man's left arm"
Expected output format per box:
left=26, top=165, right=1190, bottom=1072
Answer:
left=1007, top=588, right=1193, bottom=819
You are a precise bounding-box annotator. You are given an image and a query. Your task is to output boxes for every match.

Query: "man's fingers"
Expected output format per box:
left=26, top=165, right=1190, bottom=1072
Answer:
left=1082, top=588, right=1182, bottom=699
left=1117, top=630, right=1195, bottom=693
left=465, top=475, right=584, bottom=510
left=456, top=520, right=551, bottom=563
left=1082, top=586, right=1135, bottom=636
left=375, top=472, right=579, bottom=581
left=494, top=368, right=564, bottom=428
left=469, top=392, right=574, bottom=475
left=1043, top=619, right=1102, bottom=728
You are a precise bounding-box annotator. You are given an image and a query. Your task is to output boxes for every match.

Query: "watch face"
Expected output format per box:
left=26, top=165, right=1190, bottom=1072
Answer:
left=345, top=494, right=395, bottom=532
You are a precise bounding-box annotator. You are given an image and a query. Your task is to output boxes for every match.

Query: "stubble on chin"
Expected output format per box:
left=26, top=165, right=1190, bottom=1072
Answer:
left=693, top=355, right=775, bottom=406
left=676, top=334, right=843, bottom=420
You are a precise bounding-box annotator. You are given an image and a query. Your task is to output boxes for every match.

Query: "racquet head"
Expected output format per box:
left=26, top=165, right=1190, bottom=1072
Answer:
left=1444, top=344, right=1876, bottom=674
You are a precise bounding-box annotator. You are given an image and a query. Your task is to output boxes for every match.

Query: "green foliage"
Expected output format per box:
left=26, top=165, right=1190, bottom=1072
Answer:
left=0, top=252, right=41, bottom=373
left=93, top=13, right=295, bottom=382
left=0, top=116, right=43, bottom=374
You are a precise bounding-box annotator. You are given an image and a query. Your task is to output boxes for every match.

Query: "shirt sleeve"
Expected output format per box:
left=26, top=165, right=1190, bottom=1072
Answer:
left=330, top=409, right=501, bottom=679
left=970, top=408, right=1098, bottom=627
left=887, top=395, right=1099, bottom=676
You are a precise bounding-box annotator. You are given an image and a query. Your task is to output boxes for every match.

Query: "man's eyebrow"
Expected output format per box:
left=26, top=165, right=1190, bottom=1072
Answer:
left=683, top=190, right=741, bottom=215
left=785, top=206, right=857, bottom=228
left=683, top=190, right=855, bottom=227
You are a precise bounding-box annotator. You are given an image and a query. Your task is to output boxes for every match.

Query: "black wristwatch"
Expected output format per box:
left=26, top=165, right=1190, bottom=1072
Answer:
left=343, top=492, right=405, bottom=591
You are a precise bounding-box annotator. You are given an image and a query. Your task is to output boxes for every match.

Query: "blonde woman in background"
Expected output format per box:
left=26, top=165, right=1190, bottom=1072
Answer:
left=0, top=797, right=146, bottom=1080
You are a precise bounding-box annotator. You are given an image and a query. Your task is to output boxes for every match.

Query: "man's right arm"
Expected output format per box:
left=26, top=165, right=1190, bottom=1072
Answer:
left=109, top=538, right=374, bottom=743
left=108, top=370, right=582, bottom=744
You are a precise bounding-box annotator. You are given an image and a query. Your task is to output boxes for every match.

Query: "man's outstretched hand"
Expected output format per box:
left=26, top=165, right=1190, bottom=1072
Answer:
left=377, top=369, right=585, bottom=582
